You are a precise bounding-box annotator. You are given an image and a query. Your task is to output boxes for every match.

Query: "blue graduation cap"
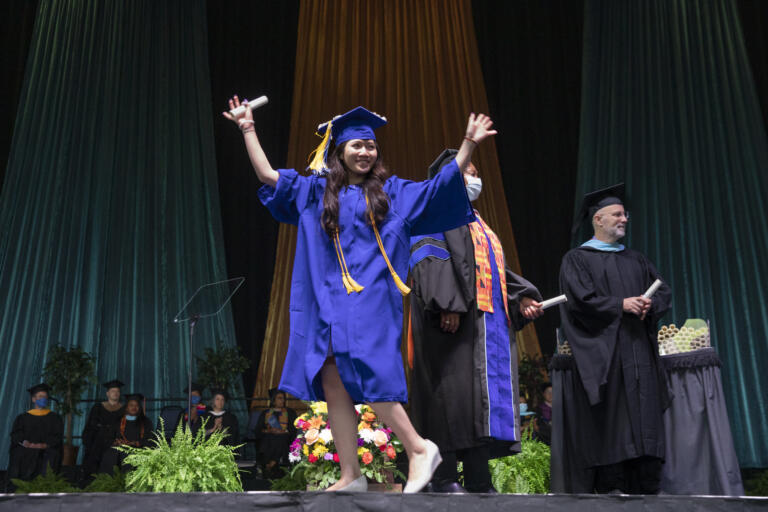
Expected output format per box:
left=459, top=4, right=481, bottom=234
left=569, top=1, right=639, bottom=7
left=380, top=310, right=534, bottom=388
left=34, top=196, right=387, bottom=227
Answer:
left=307, top=106, right=388, bottom=175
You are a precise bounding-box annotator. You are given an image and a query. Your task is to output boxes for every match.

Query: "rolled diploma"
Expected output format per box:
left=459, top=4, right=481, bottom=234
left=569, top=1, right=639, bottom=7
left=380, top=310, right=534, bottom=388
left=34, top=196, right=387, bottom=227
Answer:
left=228, top=95, right=269, bottom=117
left=642, top=279, right=663, bottom=299
left=541, top=294, right=567, bottom=310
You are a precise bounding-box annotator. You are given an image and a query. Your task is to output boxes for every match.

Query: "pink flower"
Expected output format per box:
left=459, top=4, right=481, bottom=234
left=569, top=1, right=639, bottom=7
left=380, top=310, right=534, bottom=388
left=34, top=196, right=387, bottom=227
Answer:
left=333, top=453, right=340, bottom=463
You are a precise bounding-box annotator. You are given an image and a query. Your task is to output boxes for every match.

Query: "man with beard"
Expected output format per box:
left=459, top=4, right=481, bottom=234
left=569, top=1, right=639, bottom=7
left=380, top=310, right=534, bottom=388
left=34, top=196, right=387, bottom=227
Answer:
left=558, top=184, right=672, bottom=494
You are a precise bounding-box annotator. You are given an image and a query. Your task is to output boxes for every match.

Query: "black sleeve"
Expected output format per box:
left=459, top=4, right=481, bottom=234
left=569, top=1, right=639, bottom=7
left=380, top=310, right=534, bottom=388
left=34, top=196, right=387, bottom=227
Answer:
left=10, top=414, right=25, bottom=446
left=139, top=417, right=154, bottom=447
left=253, top=410, right=267, bottom=440
left=46, top=413, right=64, bottom=449
left=410, top=236, right=470, bottom=314
left=224, top=413, right=239, bottom=444
left=286, top=409, right=298, bottom=438
left=560, top=251, right=623, bottom=329
left=644, top=257, right=672, bottom=323
left=81, top=404, right=99, bottom=451
left=506, top=267, right=543, bottom=331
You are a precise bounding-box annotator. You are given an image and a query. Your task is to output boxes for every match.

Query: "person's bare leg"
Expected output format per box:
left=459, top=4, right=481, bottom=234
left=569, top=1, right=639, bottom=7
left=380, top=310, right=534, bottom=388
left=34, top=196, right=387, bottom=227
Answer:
left=366, top=402, right=429, bottom=475
left=322, top=358, right=362, bottom=491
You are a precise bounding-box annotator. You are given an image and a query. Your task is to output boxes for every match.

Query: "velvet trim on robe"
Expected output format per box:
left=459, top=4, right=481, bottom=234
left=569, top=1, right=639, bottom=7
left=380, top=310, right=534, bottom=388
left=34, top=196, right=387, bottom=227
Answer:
left=258, top=159, right=474, bottom=403
left=409, top=224, right=541, bottom=452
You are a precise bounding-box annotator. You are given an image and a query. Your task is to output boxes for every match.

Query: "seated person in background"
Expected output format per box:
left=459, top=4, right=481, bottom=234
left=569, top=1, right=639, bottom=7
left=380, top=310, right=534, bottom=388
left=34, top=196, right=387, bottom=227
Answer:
left=82, top=379, right=125, bottom=477
left=175, top=382, right=207, bottom=435
left=202, top=389, right=239, bottom=449
left=536, top=382, right=552, bottom=445
left=98, top=393, right=153, bottom=473
left=254, top=389, right=297, bottom=478
left=8, top=383, right=63, bottom=483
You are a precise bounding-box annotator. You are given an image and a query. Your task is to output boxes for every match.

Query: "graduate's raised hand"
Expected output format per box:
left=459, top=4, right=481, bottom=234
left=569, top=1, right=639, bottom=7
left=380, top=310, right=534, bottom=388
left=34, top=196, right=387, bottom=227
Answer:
left=222, top=95, right=255, bottom=130
left=464, top=113, right=497, bottom=145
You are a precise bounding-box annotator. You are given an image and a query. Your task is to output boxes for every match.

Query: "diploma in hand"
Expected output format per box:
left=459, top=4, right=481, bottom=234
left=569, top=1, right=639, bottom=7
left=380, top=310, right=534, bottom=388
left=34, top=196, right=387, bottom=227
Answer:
left=228, top=95, right=269, bottom=117
left=643, top=279, right=663, bottom=299
left=541, top=294, right=568, bottom=310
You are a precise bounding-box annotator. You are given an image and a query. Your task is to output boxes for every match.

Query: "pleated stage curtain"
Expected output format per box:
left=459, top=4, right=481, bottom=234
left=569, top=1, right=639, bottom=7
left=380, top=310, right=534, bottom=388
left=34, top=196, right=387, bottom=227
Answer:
left=577, top=0, right=768, bottom=467
left=0, top=0, right=239, bottom=468
left=253, top=0, right=540, bottom=400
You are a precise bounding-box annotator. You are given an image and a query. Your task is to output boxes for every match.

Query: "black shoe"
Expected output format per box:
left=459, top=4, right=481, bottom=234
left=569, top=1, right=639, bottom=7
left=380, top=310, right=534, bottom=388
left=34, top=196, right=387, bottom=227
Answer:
left=431, top=481, right=468, bottom=493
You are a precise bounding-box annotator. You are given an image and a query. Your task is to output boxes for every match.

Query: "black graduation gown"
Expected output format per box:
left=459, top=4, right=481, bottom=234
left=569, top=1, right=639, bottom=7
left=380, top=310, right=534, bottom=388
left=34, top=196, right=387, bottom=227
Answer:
left=81, top=402, right=124, bottom=473
left=409, top=225, right=542, bottom=453
left=8, top=411, right=63, bottom=480
left=254, top=408, right=298, bottom=464
left=558, top=246, right=672, bottom=467
left=174, top=406, right=208, bottom=436
left=98, top=416, right=154, bottom=473
left=201, top=411, right=240, bottom=447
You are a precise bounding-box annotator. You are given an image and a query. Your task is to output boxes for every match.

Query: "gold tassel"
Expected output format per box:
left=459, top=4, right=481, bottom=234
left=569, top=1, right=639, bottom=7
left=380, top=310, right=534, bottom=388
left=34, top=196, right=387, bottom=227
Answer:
left=307, top=121, right=333, bottom=174
left=366, top=196, right=411, bottom=296
left=333, top=230, right=364, bottom=294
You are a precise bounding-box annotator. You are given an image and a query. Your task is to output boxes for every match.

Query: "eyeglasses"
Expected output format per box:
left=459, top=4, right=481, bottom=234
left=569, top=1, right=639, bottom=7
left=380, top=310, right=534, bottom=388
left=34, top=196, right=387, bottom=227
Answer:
left=604, top=211, right=630, bottom=221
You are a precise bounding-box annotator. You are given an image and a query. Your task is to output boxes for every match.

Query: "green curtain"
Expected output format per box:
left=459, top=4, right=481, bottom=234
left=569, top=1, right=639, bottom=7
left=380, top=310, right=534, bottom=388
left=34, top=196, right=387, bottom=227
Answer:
left=0, top=0, right=239, bottom=468
left=577, top=0, right=768, bottom=467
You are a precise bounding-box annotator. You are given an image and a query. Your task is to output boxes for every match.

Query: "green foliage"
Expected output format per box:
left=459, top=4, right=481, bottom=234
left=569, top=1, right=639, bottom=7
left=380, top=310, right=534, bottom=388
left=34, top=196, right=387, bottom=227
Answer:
left=270, top=464, right=308, bottom=491
left=518, top=354, right=549, bottom=408
left=42, top=345, right=96, bottom=417
left=744, top=469, right=768, bottom=496
left=489, top=429, right=550, bottom=494
left=195, top=342, right=250, bottom=392
left=11, top=465, right=77, bottom=493
left=116, top=418, right=244, bottom=492
left=83, top=466, right=126, bottom=493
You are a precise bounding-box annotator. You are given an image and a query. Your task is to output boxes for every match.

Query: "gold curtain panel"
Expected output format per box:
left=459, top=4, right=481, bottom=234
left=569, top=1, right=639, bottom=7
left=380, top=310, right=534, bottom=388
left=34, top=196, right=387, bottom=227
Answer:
left=252, top=0, right=540, bottom=400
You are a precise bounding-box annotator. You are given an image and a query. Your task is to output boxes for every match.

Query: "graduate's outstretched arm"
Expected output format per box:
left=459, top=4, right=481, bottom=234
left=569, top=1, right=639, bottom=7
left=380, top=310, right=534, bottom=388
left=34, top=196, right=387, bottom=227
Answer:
left=222, top=95, right=279, bottom=187
left=455, top=113, right=497, bottom=171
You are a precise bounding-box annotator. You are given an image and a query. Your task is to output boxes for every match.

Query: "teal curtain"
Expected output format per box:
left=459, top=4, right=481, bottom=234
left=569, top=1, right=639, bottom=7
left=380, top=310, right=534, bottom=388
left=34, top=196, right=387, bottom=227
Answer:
left=0, top=0, right=240, bottom=468
left=577, top=0, right=768, bottom=467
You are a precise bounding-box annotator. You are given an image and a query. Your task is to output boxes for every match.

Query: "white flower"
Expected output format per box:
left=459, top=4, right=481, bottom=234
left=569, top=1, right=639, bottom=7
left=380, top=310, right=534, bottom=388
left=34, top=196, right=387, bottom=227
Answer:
left=288, top=452, right=302, bottom=463
left=354, top=404, right=363, bottom=414
left=359, top=428, right=375, bottom=443
left=319, top=428, right=334, bottom=444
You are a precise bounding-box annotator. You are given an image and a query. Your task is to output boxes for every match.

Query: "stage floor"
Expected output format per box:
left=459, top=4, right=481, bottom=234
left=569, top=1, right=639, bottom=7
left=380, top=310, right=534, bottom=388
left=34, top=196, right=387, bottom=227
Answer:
left=0, top=491, right=766, bottom=511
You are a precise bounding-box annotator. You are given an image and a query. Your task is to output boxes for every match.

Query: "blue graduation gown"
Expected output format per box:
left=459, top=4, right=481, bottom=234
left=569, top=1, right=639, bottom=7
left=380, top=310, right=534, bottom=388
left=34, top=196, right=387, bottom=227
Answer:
left=259, top=160, right=474, bottom=402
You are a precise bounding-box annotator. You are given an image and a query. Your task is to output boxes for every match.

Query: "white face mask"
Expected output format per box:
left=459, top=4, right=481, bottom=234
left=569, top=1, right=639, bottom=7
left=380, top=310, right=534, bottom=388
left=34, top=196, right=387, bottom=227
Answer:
left=465, top=176, right=482, bottom=202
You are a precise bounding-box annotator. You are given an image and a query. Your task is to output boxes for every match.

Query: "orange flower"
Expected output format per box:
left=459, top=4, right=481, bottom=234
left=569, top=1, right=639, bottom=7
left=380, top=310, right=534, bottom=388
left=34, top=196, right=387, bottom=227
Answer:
left=386, top=446, right=397, bottom=460
left=362, top=412, right=376, bottom=423
left=362, top=452, right=374, bottom=465
left=308, top=415, right=325, bottom=429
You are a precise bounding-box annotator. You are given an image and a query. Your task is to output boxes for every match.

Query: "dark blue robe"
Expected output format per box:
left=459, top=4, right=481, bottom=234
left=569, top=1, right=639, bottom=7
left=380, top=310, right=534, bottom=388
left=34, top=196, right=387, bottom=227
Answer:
left=258, top=160, right=474, bottom=402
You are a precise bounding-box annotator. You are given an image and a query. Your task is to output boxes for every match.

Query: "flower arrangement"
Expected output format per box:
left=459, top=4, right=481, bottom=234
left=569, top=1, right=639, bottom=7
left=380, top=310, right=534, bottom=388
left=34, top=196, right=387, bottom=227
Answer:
left=281, top=402, right=404, bottom=490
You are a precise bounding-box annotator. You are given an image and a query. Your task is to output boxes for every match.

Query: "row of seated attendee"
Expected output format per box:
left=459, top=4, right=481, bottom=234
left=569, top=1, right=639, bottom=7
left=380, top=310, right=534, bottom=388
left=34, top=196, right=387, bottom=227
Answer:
left=10, top=382, right=339, bottom=484
left=82, top=380, right=241, bottom=478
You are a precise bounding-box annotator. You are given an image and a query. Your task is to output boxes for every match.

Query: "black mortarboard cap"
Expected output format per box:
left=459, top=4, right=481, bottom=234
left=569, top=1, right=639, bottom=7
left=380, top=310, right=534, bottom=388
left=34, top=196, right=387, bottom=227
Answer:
left=125, top=393, right=144, bottom=402
left=571, top=183, right=626, bottom=235
left=103, top=379, right=125, bottom=390
left=28, top=383, right=51, bottom=395
left=428, top=148, right=458, bottom=179
left=184, top=382, right=204, bottom=394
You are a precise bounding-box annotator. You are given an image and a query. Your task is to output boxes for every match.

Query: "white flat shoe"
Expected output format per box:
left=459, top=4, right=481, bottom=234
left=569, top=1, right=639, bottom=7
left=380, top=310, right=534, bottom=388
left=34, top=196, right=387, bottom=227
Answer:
left=403, top=439, right=442, bottom=493
left=334, top=475, right=368, bottom=492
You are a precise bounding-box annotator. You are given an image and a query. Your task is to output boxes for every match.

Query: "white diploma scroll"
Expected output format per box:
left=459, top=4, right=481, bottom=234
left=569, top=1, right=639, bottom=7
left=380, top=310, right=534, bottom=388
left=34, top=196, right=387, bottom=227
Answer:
left=541, top=294, right=568, bottom=310
left=642, top=279, right=663, bottom=299
left=228, top=95, right=269, bottom=117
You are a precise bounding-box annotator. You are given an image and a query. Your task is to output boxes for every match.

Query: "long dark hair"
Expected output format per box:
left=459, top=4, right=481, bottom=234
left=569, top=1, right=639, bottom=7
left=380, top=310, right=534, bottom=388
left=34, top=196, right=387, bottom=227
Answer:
left=321, top=141, right=390, bottom=236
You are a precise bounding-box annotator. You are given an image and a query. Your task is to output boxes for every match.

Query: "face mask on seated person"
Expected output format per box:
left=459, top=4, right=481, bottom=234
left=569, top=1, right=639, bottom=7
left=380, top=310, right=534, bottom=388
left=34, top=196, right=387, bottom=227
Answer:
left=466, top=176, right=482, bottom=202
left=34, top=398, right=49, bottom=408
left=126, top=414, right=137, bottom=421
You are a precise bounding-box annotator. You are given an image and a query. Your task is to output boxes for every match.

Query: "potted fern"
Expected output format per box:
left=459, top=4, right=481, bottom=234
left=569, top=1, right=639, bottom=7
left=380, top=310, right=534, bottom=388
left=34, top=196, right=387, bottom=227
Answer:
left=42, top=345, right=96, bottom=465
left=488, top=427, right=550, bottom=493
left=116, top=419, right=243, bottom=492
